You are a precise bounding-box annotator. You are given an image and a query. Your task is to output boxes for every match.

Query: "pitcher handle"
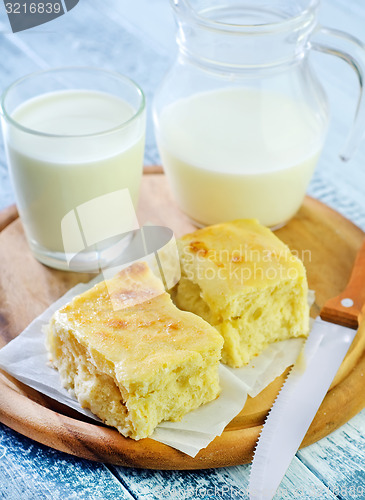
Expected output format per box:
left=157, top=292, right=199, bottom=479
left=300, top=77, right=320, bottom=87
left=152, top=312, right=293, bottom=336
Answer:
left=310, top=27, right=365, bottom=162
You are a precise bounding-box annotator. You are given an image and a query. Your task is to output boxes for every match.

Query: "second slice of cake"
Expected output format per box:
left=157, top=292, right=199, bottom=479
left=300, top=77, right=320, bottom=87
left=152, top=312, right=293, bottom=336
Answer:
left=46, top=262, right=223, bottom=440
left=174, top=219, right=310, bottom=367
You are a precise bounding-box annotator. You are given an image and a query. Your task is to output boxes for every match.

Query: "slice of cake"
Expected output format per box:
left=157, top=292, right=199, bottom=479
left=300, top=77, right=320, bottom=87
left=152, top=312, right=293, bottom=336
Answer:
left=173, top=219, right=309, bottom=367
left=46, top=262, right=223, bottom=440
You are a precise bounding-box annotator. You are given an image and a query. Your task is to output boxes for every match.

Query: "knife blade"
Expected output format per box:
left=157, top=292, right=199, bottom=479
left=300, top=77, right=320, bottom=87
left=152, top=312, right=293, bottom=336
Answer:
left=249, top=238, right=365, bottom=500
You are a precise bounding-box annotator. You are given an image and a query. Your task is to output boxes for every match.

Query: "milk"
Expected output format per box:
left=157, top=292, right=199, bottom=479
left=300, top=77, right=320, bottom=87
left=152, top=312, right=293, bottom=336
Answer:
left=5, top=90, right=145, bottom=253
left=155, top=88, right=324, bottom=227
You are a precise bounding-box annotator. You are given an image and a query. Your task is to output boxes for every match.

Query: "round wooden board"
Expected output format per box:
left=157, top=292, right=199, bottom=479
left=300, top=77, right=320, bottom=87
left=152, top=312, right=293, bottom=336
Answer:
left=0, top=171, right=365, bottom=470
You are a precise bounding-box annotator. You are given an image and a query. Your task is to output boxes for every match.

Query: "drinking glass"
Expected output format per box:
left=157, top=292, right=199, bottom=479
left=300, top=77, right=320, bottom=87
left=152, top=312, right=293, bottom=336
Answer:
left=1, top=67, right=146, bottom=271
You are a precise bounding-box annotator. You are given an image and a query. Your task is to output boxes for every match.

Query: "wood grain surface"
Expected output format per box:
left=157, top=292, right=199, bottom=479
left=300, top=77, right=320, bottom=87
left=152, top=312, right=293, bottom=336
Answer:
left=0, top=172, right=364, bottom=470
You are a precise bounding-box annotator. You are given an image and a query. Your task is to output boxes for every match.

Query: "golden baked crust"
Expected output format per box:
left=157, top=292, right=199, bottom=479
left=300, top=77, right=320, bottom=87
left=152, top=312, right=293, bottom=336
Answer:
left=46, top=262, right=223, bottom=440
left=174, top=219, right=309, bottom=367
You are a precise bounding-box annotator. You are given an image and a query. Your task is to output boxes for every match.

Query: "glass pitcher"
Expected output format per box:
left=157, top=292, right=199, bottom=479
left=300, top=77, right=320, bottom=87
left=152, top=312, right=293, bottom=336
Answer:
left=153, top=0, right=365, bottom=228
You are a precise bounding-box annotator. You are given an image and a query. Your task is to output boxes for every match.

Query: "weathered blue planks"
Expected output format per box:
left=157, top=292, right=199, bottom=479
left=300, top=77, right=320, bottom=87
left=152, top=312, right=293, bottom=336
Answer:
left=112, top=458, right=337, bottom=500
left=298, top=410, right=365, bottom=499
left=0, top=424, right=133, bottom=499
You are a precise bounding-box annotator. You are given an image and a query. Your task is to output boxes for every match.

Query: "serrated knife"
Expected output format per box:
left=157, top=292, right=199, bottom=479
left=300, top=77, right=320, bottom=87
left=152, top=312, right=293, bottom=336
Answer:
left=249, top=238, right=365, bottom=500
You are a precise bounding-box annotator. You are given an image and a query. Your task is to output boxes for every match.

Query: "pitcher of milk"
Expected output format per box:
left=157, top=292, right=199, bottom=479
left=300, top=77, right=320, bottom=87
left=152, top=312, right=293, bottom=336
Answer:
left=153, top=0, right=365, bottom=228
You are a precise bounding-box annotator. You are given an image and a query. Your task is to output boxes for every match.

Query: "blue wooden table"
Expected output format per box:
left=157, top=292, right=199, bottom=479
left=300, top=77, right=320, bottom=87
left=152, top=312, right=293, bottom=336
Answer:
left=0, top=1, right=364, bottom=498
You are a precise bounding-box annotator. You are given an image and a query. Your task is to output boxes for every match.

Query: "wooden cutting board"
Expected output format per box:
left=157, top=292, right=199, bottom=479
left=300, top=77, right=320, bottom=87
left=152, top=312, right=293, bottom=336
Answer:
left=0, top=169, right=365, bottom=470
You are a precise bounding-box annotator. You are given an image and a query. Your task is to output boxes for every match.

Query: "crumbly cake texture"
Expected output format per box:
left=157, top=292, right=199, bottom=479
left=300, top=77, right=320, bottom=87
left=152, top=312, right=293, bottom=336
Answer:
left=173, top=219, right=310, bottom=367
left=46, top=262, right=223, bottom=440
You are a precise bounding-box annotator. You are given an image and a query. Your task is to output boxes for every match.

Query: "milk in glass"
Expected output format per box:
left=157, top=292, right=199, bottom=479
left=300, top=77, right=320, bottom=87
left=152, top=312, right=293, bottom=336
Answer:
left=6, top=90, right=145, bottom=252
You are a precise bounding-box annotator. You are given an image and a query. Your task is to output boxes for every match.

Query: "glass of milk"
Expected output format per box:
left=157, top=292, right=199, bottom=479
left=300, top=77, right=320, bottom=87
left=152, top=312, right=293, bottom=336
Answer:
left=1, top=67, right=146, bottom=271
left=153, top=0, right=365, bottom=228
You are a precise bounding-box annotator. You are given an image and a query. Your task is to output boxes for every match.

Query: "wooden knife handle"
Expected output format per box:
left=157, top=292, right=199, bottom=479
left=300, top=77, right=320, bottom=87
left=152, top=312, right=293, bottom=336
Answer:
left=320, top=238, right=365, bottom=329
